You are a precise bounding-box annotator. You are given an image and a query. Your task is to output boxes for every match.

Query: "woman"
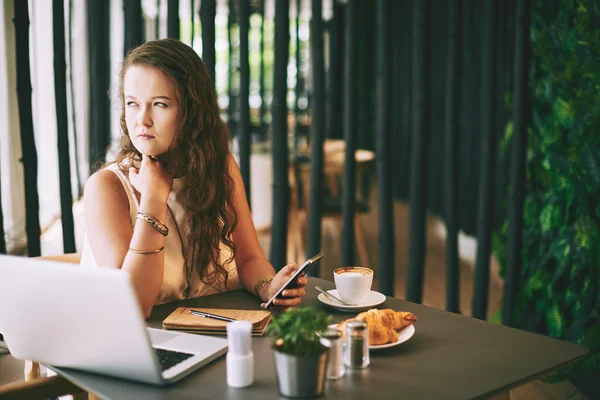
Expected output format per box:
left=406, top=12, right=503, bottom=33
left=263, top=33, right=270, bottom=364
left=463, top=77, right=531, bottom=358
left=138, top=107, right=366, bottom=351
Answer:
left=82, top=39, right=306, bottom=318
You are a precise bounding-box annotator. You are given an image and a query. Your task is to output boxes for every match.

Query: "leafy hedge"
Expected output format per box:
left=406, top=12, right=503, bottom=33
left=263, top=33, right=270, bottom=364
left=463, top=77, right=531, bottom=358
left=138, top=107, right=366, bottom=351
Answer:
left=494, top=0, right=600, bottom=380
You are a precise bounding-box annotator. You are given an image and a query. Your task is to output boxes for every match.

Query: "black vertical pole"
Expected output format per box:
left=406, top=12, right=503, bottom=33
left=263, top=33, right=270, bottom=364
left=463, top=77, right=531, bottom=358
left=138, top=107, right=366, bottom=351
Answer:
left=239, top=0, right=251, bottom=206
left=0, top=177, right=5, bottom=252
left=156, top=0, right=161, bottom=39
left=295, top=0, right=301, bottom=122
left=68, top=0, right=82, bottom=198
left=307, top=0, right=325, bottom=275
left=406, top=0, right=430, bottom=303
left=167, top=0, right=180, bottom=39
left=472, top=0, right=497, bottom=320
left=503, top=0, right=531, bottom=327
left=227, top=0, right=237, bottom=124
left=53, top=0, right=76, bottom=254
left=444, top=0, right=461, bottom=313
left=270, top=0, right=290, bottom=269
left=124, top=0, right=144, bottom=56
left=327, top=0, right=342, bottom=140
left=87, top=1, right=111, bottom=172
left=190, top=0, right=195, bottom=47
left=341, top=0, right=357, bottom=266
left=375, top=0, right=394, bottom=296
left=259, top=0, right=266, bottom=134
left=13, top=0, right=41, bottom=257
left=200, top=0, right=216, bottom=81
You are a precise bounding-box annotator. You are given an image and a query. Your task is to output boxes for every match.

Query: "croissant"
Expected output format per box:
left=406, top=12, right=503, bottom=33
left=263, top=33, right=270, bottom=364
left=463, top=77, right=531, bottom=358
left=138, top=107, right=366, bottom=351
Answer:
left=337, top=309, right=417, bottom=346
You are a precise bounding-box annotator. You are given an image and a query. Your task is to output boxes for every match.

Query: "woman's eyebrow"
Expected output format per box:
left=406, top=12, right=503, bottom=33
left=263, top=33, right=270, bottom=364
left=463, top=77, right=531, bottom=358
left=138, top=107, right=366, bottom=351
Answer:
left=124, top=95, right=173, bottom=100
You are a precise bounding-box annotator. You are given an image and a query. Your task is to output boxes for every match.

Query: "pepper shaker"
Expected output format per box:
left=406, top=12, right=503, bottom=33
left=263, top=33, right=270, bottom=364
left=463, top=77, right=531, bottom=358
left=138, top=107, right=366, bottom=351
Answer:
left=345, top=320, right=370, bottom=369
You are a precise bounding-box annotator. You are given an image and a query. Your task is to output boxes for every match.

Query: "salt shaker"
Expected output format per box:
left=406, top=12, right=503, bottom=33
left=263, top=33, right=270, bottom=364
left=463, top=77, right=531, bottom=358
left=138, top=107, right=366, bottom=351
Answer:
left=226, top=320, right=254, bottom=388
left=345, top=320, right=370, bottom=369
left=320, top=328, right=345, bottom=379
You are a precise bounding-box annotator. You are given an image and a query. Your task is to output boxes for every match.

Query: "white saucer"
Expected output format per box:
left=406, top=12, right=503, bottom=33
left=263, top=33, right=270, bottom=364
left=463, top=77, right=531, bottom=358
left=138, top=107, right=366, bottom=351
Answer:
left=317, top=289, right=386, bottom=312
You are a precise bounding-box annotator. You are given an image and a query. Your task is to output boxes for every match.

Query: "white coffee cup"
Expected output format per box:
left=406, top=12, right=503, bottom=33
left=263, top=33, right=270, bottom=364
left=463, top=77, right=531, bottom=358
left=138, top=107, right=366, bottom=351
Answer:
left=333, top=266, right=374, bottom=305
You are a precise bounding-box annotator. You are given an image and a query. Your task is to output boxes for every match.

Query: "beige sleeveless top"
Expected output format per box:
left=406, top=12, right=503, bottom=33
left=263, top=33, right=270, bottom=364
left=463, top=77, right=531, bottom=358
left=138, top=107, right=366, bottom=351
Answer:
left=80, top=164, right=240, bottom=304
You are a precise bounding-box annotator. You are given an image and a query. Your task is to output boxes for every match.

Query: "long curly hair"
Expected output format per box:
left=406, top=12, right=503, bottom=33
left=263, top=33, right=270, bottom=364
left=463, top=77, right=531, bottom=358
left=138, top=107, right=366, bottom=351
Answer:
left=114, top=38, right=237, bottom=290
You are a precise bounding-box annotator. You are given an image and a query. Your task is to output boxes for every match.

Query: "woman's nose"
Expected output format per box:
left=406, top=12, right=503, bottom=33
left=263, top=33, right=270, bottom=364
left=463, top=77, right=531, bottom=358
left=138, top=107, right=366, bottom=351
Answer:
left=137, top=107, right=152, bottom=127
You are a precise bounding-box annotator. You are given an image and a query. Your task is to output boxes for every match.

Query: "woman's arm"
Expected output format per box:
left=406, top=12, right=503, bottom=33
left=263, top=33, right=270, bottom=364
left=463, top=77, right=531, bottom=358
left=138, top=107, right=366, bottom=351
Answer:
left=84, top=157, right=171, bottom=318
left=228, top=154, right=307, bottom=307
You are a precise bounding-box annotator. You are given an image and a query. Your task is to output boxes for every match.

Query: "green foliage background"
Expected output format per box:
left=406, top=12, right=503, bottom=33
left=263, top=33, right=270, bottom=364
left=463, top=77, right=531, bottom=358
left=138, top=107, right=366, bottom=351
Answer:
left=494, top=0, right=600, bottom=380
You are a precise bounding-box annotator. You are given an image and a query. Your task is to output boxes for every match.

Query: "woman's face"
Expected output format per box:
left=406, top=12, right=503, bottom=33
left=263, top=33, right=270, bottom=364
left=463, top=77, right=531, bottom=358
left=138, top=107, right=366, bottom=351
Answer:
left=124, top=65, right=180, bottom=156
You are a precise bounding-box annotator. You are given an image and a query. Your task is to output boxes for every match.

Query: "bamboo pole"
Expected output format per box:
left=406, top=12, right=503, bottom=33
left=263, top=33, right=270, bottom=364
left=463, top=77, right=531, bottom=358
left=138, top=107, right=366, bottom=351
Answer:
left=200, top=0, right=216, bottom=81
left=53, top=0, right=76, bottom=254
left=269, top=0, right=290, bottom=270
left=472, top=0, right=497, bottom=320
left=503, top=0, right=531, bottom=327
left=375, top=0, right=394, bottom=296
left=87, top=0, right=111, bottom=172
left=406, top=0, right=430, bottom=303
left=341, top=0, right=357, bottom=266
left=239, top=0, right=251, bottom=204
left=124, top=0, right=144, bottom=56
left=306, top=0, right=325, bottom=275
left=167, top=0, right=180, bottom=39
left=444, top=0, right=461, bottom=313
left=13, top=0, right=41, bottom=257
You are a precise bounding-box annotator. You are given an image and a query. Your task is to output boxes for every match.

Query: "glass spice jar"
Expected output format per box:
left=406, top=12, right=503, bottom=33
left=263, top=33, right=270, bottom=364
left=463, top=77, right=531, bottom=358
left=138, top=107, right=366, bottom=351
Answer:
left=320, top=328, right=345, bottom=379
left=345, top=320, right=370, bottom=369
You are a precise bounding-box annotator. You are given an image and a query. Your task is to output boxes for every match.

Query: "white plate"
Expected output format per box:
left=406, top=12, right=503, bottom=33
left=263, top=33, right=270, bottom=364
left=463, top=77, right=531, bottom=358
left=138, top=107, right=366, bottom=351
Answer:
left=329, top=323, right=416, bottom=350
left=317, top=289, right=386, bottom=312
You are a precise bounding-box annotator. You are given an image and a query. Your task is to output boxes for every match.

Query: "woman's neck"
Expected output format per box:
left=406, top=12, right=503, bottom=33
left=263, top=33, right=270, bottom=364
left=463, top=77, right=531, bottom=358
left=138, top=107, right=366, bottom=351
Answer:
left=150, top=149, right=188, bottom=179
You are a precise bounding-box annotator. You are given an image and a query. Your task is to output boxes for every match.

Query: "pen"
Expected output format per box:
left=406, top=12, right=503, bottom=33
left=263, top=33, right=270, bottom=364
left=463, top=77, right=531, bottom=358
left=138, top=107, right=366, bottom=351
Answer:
left=189, top=310, right=237, bottom=323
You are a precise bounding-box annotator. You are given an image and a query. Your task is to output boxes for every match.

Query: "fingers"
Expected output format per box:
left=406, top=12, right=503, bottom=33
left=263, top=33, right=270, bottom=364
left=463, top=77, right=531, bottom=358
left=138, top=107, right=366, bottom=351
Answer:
left=281, top=262, right=298, bottom=275
left=264, top=296, right=303, bottom=308
left=280, top=287, right=306, bottom=298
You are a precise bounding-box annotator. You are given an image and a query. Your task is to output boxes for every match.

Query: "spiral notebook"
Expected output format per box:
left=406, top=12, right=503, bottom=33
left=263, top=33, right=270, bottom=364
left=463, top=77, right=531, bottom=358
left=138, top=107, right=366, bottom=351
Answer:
left=162, top=307, right=272, bottom=336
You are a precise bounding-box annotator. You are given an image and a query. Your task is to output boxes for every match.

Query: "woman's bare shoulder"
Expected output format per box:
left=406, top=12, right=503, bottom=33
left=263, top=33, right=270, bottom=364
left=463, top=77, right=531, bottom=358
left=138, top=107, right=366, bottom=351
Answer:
left=83, top=168, right=129, bottom=209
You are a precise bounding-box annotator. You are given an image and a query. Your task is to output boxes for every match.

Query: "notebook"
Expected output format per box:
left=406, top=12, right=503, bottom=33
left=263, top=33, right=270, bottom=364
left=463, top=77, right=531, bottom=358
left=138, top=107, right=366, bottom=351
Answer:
left=163, top=307, right=272, bottom=336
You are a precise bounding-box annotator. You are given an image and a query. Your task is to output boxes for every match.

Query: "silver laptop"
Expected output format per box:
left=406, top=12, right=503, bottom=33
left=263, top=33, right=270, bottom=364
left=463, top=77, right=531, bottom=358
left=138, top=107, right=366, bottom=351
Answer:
left=0, top=255, right=228, bottom=385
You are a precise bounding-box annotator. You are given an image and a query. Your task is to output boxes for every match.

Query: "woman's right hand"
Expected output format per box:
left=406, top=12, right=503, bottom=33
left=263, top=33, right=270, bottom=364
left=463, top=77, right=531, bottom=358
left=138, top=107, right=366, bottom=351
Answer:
left=129, top=154, right=173, bottom=204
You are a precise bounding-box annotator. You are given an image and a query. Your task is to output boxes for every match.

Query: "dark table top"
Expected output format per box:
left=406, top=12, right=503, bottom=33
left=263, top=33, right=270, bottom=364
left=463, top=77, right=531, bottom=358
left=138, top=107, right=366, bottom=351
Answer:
left=51, top=277, right=589, bottom=400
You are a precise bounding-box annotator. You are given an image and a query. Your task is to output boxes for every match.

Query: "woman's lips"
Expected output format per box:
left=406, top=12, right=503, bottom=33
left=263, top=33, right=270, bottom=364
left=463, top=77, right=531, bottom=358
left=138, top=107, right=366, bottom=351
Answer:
left=137, top=134, right=155, bottom=139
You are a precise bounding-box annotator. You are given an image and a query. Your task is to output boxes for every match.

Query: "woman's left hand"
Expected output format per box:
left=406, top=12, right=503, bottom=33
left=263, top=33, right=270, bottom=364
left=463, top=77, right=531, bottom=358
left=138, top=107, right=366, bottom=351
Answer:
left=261, top=263, right=308, bottom=308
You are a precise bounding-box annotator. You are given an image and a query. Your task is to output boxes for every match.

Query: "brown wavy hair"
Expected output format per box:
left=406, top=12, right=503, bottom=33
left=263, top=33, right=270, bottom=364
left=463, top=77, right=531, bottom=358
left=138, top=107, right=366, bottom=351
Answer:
left=114, top=38, right=237, bottom=290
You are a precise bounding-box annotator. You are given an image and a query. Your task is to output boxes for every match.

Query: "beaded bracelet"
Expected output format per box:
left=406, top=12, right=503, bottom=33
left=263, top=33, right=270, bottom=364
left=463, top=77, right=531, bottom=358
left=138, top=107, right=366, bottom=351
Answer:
left=254, top=276, right=274, bottom=300
left=137, top=212, right=169, bottom=236
left=129, top=246, right=165, bottom=254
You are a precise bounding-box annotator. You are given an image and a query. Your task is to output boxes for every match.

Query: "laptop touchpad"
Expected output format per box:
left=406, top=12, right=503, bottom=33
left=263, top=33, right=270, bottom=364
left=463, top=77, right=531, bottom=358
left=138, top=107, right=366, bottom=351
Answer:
left=147, top=328, right=180, bottom=345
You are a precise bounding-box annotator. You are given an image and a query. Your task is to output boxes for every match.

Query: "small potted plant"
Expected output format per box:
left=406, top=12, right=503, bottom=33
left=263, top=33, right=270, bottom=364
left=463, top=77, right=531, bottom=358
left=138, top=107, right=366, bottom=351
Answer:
left=266, top=307, right=333, bottom=398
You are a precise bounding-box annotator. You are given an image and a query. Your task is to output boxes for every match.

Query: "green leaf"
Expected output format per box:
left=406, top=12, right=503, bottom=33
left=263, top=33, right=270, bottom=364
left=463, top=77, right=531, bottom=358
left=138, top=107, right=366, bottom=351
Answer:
left=546, top=303, right=565, bottom=338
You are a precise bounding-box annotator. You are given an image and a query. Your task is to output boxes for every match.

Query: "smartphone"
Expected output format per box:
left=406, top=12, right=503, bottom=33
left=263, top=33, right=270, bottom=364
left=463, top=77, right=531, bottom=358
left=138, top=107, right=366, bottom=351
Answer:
left=262, top=252, right=324, bottom=308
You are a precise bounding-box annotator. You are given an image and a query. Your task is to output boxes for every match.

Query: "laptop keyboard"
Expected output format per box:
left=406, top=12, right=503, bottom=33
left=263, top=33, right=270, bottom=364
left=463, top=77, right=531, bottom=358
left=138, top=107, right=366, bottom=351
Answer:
left=153, top=347, right=194, bottom=371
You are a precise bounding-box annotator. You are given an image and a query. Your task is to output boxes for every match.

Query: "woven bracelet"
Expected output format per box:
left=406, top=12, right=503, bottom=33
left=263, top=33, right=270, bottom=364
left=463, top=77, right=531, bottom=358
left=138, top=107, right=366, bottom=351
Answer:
left=137, top=212, right=169, bottom=236
left=254, top=276, right=274, bottom=300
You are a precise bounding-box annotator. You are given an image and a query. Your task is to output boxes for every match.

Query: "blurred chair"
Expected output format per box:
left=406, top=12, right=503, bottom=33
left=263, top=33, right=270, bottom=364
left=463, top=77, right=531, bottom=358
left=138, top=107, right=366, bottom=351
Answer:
left=288, top=140, right=375, bottom=269
left=0, top=253, right=89, bottom=400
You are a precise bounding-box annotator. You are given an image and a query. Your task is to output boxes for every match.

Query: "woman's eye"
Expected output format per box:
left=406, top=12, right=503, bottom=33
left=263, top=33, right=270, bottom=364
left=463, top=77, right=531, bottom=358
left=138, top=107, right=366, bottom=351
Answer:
left=126, top=101, right=137, bottom=107
left=154, top=102, right=168, bottom=107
